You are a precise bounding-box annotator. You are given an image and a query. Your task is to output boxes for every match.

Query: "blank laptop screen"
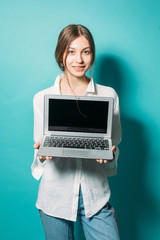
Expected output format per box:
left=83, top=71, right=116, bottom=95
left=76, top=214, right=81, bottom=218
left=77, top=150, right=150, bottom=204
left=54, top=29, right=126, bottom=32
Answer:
left=48, top=99, right=108, bottom=133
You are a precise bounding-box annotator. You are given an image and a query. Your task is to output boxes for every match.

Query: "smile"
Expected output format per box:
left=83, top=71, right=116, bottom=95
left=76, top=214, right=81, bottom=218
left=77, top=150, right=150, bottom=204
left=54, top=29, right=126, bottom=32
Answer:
left=73, top=66, right=85, bottom=71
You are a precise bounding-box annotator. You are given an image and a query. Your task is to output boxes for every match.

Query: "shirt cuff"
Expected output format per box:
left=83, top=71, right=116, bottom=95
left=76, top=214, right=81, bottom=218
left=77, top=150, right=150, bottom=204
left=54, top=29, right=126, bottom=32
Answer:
left=104, top=147, right=119, bottom=176
left=31, top=149, right=46, bottom=180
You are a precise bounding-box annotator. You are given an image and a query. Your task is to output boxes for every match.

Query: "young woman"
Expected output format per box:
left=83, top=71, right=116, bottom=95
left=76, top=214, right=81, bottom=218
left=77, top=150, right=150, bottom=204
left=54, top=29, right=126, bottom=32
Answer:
left=32, top=24, right=122, bottom=240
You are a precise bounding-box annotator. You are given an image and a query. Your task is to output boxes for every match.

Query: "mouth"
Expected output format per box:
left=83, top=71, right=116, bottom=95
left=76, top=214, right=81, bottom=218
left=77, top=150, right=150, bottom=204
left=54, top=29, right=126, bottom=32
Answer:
left=73, top=66, right=85, bottom=71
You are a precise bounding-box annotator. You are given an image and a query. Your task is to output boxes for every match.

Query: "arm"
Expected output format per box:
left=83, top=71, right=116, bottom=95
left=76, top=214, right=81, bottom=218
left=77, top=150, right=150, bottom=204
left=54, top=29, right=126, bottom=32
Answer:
left=96, top=92, right=122, bottom=175
left=31, top=94, right=46, bottom=180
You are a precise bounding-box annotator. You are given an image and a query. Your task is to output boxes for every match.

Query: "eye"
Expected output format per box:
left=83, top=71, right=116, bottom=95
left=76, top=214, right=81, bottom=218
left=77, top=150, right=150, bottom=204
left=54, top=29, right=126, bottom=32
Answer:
left=83, top=50, right=90, bottom=55
left=68, top=50, right=75, bottom=54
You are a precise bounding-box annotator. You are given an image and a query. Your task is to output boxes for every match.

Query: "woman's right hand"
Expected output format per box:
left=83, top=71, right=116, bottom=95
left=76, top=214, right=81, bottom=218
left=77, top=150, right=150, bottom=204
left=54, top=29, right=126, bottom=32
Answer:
left=33, top=141, right=53, bottom=160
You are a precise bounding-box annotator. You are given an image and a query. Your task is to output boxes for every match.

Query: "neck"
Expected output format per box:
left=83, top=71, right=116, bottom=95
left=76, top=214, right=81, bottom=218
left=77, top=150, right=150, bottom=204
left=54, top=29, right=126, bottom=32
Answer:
left=60, top=71, right=90, bottom=96
left=62, top=71, right=89, bottom=90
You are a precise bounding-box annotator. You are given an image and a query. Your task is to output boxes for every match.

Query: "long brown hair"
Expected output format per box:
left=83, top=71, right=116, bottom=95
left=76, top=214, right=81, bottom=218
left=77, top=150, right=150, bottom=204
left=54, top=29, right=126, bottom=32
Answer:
left=55, top=24, right=95, bottom=71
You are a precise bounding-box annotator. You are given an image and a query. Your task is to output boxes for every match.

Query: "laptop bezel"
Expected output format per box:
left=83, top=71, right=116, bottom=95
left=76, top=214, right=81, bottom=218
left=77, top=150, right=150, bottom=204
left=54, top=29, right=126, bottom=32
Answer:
left=44, top=94, right=113, bottom=138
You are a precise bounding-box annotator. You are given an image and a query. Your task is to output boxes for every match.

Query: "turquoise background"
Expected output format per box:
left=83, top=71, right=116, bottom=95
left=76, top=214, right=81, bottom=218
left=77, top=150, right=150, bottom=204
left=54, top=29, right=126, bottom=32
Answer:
left=0, top=0, right=160, bottom=239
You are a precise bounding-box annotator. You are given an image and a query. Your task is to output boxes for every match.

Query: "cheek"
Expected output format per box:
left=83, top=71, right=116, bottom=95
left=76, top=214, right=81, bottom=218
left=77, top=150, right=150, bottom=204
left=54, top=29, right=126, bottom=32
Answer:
left=85, top=56, right=92, bottom=66
left=66, top=56, right=74, bottom=66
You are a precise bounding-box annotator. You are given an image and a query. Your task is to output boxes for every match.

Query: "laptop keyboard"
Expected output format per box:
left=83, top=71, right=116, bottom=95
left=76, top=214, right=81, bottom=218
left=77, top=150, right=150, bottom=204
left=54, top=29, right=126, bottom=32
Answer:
left=43, top=136, right=109, bottom=150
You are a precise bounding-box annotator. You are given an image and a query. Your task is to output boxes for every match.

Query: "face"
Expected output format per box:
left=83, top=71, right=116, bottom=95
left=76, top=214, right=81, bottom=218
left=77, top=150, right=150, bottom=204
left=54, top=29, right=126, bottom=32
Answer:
left=63, top=36, right=92, bottom=78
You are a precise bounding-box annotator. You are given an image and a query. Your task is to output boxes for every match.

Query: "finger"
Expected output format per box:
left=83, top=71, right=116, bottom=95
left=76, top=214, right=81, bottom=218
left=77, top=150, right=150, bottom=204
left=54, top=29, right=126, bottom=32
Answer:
left=45, top=156, right=53, bottom=160
left=33, top=144, right=38, bottom=148
left=100, top=159, right=103, bottom=164
left=96, top=159, right=105, bottom=164
left=104, top=160, right=108, bottom=163
left=33, top=141, right=41, bottom=149
left=39, top=156, right=47, bottom=160
left=112, top=145, right=116, bottom=153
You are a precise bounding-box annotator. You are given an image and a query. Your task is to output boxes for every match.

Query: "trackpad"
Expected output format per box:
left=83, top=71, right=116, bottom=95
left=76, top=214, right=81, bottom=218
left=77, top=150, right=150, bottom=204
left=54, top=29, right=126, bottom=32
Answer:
left=62, top=149, right=89, bottom=158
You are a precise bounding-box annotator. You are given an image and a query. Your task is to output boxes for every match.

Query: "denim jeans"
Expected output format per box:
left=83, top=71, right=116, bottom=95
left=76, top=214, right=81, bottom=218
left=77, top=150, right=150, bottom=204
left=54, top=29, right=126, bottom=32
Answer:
left=39, top=187, right=120, bottom=240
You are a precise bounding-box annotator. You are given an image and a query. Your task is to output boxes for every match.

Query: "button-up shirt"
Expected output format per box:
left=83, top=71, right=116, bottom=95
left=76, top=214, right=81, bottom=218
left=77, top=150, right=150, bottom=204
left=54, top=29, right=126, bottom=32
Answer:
left=31, top=73, right=122, bottom=221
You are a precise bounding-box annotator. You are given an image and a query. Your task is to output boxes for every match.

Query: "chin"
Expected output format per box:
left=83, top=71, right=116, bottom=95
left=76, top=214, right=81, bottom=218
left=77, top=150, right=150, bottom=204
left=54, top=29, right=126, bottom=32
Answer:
left=75, top=73, right=86, bottom=78
left=75, top=68, right=88, bottom=76
left=69, top=71, right=86, bottom=78
left=66, top=67, right=88, bottom=78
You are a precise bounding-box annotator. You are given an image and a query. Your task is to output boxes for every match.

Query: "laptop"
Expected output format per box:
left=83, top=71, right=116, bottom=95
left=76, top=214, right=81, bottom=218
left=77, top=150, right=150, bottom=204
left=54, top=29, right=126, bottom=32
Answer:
left=38, top=95, right=114, bottom=160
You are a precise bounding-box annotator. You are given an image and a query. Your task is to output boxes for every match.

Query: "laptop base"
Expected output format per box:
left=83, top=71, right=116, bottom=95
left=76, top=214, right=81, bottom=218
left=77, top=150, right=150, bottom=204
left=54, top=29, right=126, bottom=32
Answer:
left=38, top=143, right=113, bottom=160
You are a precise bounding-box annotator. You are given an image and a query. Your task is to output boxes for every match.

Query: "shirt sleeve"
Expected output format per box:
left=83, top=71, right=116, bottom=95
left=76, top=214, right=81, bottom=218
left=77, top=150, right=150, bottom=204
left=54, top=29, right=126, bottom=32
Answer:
left=31, top=149, right=46, bottom=180
left=31, top=94, right=46, bottom=180
left=105, top=92, right=122, bottom=176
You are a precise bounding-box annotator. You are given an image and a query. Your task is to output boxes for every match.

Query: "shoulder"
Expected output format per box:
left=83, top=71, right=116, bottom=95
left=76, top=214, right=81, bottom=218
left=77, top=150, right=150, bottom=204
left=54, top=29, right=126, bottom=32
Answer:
left=95, top=83, right=118, bottom=98
left=33, top=73, right=62, bottom=104
left=94, top=83, right=119, bottom=110
left=33, top=86, right=55, bottom=106
left=33, top=86, right=54, bottom=102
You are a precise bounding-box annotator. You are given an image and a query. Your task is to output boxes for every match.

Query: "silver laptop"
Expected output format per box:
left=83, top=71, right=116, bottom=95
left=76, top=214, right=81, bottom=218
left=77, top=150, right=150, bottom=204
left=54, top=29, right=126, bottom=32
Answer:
left=38, top=95, right=114, bottom=160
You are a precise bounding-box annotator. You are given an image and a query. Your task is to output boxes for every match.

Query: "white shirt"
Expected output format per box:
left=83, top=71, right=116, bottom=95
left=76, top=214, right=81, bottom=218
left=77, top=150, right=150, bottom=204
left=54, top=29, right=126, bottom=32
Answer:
left=31, top=73, right=122, bottom=221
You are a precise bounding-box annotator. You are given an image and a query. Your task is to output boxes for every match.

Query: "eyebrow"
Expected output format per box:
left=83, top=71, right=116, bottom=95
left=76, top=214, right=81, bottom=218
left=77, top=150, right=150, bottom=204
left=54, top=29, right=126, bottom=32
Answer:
left=69, top=47, right=90, bottom=50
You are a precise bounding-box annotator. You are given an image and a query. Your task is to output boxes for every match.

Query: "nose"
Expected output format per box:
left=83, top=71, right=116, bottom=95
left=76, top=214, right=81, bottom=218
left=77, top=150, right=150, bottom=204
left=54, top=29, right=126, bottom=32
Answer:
left=76, top=52, right=83, bottom=63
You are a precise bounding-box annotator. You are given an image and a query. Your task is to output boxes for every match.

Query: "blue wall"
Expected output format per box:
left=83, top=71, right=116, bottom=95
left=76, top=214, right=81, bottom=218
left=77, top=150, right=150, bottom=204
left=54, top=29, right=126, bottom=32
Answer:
left=1, top=0, right=160, bottom=239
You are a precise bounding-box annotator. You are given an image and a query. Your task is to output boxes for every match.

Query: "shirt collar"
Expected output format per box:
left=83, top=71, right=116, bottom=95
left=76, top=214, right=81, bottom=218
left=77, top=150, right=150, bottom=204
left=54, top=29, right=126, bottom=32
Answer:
left=85, top=77, right=96, bottom=94
left=54, top=73, right=96, bottom=95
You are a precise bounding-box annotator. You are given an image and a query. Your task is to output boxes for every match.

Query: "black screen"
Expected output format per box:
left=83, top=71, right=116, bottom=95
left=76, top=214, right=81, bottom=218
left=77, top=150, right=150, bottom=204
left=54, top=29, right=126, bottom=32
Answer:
left=48, top=99, right=108, bottom=133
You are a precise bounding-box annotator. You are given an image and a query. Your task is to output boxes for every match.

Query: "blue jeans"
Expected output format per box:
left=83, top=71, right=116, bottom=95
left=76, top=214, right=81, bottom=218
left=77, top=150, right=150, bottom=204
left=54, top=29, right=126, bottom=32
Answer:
left=39, top=187, right=120, bottom=240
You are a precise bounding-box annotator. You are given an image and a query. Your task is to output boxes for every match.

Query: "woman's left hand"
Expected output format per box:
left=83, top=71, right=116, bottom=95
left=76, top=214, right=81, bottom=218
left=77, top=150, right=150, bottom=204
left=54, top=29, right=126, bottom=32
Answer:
left=96, top=145, right=116, bottom=164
